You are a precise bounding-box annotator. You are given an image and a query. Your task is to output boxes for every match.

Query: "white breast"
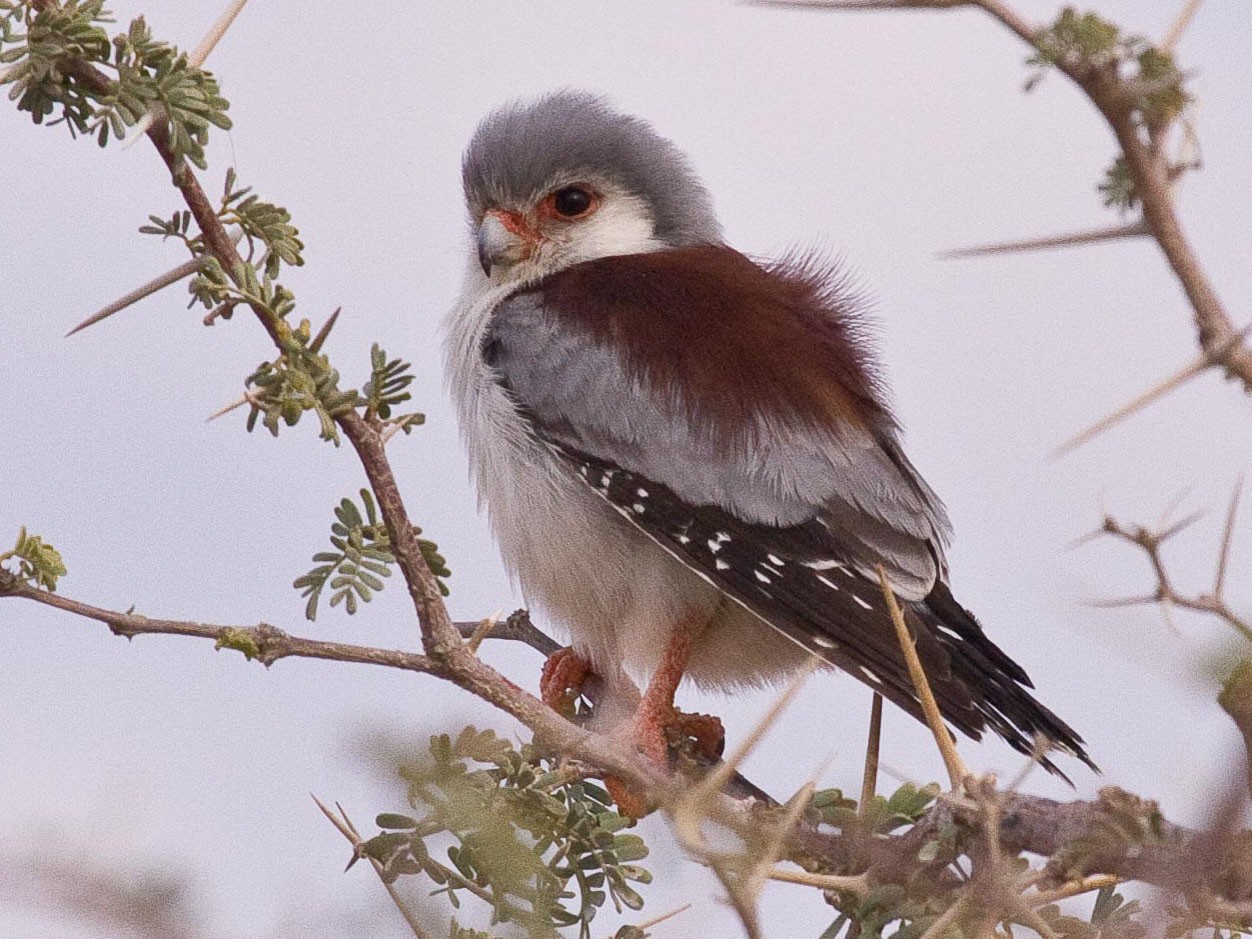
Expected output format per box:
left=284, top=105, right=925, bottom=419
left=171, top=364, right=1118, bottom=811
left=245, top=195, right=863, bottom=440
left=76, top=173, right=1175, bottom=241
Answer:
left=442, top=269, right=716, bottom=678
left=442, top=266, right=811, bottom=690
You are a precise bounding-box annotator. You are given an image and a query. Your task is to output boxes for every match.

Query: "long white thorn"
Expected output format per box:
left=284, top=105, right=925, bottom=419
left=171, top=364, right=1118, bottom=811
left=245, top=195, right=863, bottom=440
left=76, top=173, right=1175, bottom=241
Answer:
left=68, top=228, right=243, bottom=337
left=1051, top=352, right=1210, bottom=458
left=1054, top=322, right=1252, bottom=458
left=1161, top=0, right=1204, bottom=53
left=939, top=220, right=1149, bottom=259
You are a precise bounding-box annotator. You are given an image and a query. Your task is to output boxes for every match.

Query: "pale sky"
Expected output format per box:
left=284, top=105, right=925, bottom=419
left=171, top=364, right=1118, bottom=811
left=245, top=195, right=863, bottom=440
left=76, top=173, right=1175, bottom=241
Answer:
left=2, top=1, right=1250, bottom=937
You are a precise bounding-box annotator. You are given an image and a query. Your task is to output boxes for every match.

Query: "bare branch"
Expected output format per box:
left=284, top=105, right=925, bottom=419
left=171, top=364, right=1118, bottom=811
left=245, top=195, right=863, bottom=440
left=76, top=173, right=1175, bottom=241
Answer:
left=1089, top=511, right=1252, bottom=643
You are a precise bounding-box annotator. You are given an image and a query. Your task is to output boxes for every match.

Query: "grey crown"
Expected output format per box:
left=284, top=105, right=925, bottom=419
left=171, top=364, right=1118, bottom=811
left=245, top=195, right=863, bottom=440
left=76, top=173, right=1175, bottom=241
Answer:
left=462, top=90, right=722, bottom=246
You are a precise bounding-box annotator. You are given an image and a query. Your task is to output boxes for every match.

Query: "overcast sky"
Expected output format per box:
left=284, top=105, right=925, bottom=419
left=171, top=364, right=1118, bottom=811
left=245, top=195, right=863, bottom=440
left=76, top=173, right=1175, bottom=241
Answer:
left=2, top=1, right=1251, bottom=936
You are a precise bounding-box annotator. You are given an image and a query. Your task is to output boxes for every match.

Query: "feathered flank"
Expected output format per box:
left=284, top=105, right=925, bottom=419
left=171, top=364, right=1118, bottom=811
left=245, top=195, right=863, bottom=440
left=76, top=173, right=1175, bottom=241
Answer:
left=538, top=245, right=890, bottom=445
left=462, top=90, right=721, bottom=247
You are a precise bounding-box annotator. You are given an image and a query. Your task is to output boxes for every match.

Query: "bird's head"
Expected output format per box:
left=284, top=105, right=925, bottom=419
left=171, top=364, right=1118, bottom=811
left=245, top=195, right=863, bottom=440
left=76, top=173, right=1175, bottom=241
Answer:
left=462, top=91, right=722, bottom=283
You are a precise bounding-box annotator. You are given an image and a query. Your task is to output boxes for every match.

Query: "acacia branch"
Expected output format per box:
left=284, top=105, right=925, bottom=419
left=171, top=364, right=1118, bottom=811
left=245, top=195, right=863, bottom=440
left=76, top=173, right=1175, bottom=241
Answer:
left=754, top=0, right=1251, bottom=393
left=11, top=571, right=1252, bottom=918
left=1089, top=501, right=1251, bottom=643
left=0, top=571, right=653, bottom=787
left=38, top=23, right=611, bottom=789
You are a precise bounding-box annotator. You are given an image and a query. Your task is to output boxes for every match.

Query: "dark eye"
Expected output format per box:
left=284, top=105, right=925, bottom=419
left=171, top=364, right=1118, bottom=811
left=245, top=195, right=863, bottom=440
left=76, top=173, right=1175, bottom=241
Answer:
left=551, top=186, right=593, bottom=218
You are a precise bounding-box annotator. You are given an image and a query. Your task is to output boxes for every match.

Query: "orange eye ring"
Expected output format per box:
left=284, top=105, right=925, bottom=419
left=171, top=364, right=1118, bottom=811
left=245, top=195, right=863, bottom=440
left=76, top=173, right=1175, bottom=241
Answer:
left=540, top=185, right=600, bottom=221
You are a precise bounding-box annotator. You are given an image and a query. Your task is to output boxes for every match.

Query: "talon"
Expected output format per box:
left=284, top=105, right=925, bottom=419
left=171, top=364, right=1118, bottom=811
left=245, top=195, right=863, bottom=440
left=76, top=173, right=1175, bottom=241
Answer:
left=667, top=710, right=726, bottom=761
left=540, top=646, right=592, bottom=719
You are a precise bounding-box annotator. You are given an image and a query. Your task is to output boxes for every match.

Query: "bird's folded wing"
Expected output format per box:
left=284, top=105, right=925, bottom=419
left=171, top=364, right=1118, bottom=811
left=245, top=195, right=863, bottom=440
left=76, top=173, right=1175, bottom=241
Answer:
left=485, top=245, right=952, bottom=600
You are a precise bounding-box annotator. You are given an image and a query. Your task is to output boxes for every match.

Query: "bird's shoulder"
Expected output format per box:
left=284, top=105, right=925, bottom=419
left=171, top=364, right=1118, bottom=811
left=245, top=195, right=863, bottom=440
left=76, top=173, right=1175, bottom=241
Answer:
left=489, top=244, right=891, bottom=441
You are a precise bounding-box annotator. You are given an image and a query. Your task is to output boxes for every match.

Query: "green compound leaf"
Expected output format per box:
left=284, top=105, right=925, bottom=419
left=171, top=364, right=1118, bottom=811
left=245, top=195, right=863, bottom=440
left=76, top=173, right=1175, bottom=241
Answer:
left=369, top=728, right=652, bottom=939
left=364, top=343, right=425, bottom=431
left=3, top=527, right=68, bottom=591
left=2, top=526, right=68, bottom=591
left=294, top=490, right=450, bottom=621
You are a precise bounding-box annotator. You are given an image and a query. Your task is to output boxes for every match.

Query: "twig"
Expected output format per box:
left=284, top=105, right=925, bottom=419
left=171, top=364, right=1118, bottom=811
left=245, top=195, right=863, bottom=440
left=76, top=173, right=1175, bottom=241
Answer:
left=877, top=567, right=969, bottom=789
left=1091, top=507, right=1252, bottom=643
left=312, top=795, right=429, bottom=939
left=860, top=693, right=883, bottom=812
left=454, top=609, right=561, bottom=656
left=0, top=574, right=656, bottom=787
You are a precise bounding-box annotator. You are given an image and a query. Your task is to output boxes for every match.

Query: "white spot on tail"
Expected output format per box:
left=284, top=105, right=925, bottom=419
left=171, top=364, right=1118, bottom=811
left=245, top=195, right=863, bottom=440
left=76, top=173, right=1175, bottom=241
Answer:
left=817, top=575, right=840, bottom=592
left=715, top=558, right=730, bottom=571
left=632, top=503, right=645, bottom=514
left=812, top=636, right=836, bottom=649
left=754, top=570, right=771, bottom=584
left=859, top=666, right=883, bottom=684
left=636, top=487, right=649, bottom=497
left=852, top=594, right=872, bottom=611
left=707, top=539, right=722, bottom=553
left=767, top=554, right=785, bottom=566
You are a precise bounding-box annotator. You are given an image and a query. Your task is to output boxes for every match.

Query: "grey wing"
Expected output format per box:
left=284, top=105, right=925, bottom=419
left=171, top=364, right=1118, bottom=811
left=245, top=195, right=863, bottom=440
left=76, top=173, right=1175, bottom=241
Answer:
left=486, top=290, right=951, bottom=600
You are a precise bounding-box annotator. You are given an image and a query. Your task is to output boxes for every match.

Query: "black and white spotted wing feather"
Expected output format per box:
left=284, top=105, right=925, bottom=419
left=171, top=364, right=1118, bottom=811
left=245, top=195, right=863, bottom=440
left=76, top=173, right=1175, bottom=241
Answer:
left=558, top=445, right=1091, bottom=774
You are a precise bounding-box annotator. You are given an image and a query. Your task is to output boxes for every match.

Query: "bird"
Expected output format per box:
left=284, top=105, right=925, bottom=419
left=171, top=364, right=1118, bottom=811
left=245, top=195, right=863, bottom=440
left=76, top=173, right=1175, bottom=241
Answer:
left=444, top=90, right=1092, bottom=811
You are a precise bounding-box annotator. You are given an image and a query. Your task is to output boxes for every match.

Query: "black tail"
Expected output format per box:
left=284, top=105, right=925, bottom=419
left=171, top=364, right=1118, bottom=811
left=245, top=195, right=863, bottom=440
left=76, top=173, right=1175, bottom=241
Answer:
left=915, top=581, right=1097, bottom=778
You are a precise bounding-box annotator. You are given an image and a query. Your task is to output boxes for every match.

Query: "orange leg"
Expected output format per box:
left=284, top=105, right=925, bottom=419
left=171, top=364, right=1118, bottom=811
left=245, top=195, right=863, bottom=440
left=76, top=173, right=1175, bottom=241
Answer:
left=606, top=618, right=725, bottom=817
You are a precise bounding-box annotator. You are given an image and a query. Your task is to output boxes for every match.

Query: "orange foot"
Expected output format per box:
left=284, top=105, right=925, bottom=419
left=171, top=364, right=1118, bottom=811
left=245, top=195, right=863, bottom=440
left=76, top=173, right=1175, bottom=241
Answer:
left=540, top=647, right=592, bottom=720
left=605, top=706, right=727, bottom=818
left=539, top=640, right=726, bottom=819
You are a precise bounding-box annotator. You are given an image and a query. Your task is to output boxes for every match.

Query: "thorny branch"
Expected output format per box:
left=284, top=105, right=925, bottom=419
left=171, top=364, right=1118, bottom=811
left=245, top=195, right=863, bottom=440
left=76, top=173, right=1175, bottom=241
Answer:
left=755, top=0, right=1251, bottom=426
left=7, top=2, right=1252, bottom=934
left=14, top=567, right=1252, bottom=919
left=1086, top=484, right=1249, bottom=643
left=20, top=10, right=664, bottom=795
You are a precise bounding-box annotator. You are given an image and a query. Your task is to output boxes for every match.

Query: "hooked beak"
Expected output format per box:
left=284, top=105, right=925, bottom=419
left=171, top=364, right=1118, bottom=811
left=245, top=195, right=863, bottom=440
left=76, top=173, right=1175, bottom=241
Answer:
left=476, top=210, right=538, bottom=276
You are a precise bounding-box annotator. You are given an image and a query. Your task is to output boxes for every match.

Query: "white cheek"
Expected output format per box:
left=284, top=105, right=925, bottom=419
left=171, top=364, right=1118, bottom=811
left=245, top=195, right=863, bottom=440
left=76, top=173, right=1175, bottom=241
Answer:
left=565, top=195, right=664, bottom=262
